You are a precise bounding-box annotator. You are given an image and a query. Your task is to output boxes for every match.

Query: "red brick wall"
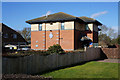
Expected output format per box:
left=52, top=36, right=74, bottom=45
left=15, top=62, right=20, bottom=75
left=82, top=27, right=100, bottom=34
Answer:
left=31, top=30, right=98, bottom=50
left=101, top=45, right=120, bottom=59
left=46, top=30, right=59, bottom=49
left=60, top=30, right=74, bottom=50
left=31, top=31, right=45, bottom=50
left=31, top=30, right=74, bottom=50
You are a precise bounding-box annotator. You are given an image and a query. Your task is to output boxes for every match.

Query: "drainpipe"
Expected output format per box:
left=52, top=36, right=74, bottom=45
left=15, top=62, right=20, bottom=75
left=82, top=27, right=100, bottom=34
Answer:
left=59, top=22, right=60, bottom=45
left=45, top=23, right=46, bottom=50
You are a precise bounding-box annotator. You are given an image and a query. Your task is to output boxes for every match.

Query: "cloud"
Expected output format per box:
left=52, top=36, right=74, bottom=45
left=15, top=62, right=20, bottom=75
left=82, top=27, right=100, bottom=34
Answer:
left=42, top=11, right=52, bottom=17
left=112, top=26, right=120, bottom=35
left=90, top=11, right=108, bottom=18
left=110, top=26, right=119, bottom=38
left=111, top=26, right=118, bottom=32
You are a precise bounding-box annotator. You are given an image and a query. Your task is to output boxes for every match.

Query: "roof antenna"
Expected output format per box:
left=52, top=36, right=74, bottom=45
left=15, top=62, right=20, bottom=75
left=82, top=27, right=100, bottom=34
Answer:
left=45, top=11, right=51, bottom=18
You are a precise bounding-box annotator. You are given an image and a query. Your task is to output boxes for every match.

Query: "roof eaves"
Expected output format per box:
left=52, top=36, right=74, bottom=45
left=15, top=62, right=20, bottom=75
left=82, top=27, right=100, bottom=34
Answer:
left=26, top=18, right=78, bottom=24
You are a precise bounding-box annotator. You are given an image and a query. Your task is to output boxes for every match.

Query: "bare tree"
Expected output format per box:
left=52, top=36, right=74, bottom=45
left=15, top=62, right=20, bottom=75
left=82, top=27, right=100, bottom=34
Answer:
left=99, top=25, right=118, bottom=46
left=18, top=28, right=31, bottom=42
left=108, top=28, right=117, bottom=39
left=99, top=25, right=108, bottom=35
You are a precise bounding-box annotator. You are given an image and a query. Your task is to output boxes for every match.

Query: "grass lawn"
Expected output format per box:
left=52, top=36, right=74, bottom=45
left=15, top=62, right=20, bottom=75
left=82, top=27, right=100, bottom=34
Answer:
left=41, top=61, right=119, bottom=78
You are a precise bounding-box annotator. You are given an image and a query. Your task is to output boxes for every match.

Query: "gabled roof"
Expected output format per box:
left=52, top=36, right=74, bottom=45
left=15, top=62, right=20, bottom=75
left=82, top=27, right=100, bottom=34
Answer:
left=26, top=12, right=102, bottom=25
left=1, top=23, right=27, bottom=43
left=0, top=23, right=18, bottom=33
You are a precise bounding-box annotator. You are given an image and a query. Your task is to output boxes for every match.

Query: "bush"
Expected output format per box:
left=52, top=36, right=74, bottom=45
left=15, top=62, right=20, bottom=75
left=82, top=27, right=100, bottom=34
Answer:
left=2, top=44, right=65, bottom=57
left=2, top=50, right=49, bottom=58
left=47, top=44, right=65, bottom=54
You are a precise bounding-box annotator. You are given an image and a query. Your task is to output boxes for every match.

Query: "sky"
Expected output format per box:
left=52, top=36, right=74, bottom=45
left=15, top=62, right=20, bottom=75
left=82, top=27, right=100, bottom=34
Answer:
left=1, top=0, right=120, bottom=2
left=2, top=2, right=118, bottom=33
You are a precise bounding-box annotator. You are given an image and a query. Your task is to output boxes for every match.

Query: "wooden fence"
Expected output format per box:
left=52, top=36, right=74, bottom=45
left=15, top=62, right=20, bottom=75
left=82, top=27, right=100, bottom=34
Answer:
left=2, top=48, right=101, bottom=74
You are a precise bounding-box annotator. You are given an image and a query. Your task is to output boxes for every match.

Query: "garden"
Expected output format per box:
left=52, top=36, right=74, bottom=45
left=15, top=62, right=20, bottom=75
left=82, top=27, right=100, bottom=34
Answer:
left=2, top=44, right=119, bottom=80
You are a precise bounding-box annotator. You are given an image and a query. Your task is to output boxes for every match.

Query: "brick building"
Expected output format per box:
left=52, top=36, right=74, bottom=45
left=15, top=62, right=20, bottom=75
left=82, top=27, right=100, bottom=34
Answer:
left=26, top=12, right=102, bottom=50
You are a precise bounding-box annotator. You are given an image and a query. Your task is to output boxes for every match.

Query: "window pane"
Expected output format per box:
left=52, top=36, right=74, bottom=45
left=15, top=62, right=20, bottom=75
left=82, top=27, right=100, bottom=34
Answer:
left=4, top=33, right=8, bottom=38
left=39, top=24, right=42, bottom=31
left=36, top=45, right=38, bottom=47
left=61, top=22, right=64, bottom=30
left=13, top=34, right=17, bottom=39
left=86, top=24, right=89, bottom=30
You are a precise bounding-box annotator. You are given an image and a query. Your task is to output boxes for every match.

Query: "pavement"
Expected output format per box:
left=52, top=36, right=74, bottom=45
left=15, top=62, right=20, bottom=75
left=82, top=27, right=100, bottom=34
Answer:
left=97, top=59, right=120, bottom=63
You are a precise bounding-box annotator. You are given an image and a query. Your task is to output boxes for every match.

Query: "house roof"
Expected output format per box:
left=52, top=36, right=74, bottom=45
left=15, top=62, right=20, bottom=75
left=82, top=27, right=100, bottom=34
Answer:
left=1, top=23, right=27, bottom=43
left=1, top=23, right=18, bottom=33
left=79, top=16, right=102, bottom=25
left=26, top=12, right=102, bottom=25
left=26, top=12, right=83, bottom=24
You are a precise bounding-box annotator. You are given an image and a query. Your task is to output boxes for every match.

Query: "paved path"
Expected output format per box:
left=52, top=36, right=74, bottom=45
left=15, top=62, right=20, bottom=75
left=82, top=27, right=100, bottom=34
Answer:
left=97, top=59, right=120, bottom=63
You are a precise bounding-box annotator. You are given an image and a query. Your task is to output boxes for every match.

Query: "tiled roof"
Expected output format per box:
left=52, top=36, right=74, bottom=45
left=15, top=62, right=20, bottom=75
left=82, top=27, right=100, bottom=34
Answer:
left=79, top=16, right=96, bottom=22
left=26, top=12, right=102, bottom=25
left=1, top=23, right=27, bottom=43
left=26, top=12, right=81, bottom=23
left=79, top=16, right=102, bottom=25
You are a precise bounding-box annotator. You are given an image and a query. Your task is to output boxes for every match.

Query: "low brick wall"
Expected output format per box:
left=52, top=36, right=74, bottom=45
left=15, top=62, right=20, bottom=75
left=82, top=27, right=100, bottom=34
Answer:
left=101, top=45, right=120, bottom=59
left=2, top=48, right=101, bottom=74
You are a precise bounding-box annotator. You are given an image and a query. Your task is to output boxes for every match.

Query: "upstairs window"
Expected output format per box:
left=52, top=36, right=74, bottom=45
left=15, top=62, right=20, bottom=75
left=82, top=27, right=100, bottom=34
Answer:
left=13, top=34, right=17, bottom=39
left=39, top=24, right=42, bottom=31
left=4, top=33, right=8, bottom=38
left=85, top=24, right=89, bottom=31
left=61, top=22, right=64, bottom=30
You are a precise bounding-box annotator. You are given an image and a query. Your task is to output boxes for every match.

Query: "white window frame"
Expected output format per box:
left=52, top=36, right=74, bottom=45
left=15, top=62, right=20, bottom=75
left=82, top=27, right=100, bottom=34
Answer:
left=39, top=24, right=42, bottom=31
left=61, top=22, right=64, bottom=30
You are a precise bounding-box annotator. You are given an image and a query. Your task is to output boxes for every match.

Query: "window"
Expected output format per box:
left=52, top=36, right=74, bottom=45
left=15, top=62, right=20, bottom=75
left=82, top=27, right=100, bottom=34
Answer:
left=61, top=22, right=64, bottom=30
left=85, top=24, right=89, bottom=30
left=13, top=34, right=17, bottom=39
left=36, top=45, right=38, bottom=47
left=4, top=33, right=8, bottom=38
left=39, top=24, right=42, bottom=31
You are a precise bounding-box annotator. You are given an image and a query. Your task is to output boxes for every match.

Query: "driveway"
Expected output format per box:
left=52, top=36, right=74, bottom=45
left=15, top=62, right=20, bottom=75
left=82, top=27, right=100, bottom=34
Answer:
left=97, top=59, right=120, bottom=63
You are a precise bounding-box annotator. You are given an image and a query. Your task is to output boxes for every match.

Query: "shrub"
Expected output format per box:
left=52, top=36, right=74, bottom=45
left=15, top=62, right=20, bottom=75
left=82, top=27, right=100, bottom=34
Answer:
left=47, top=44, right=65, bottom=54
left=2, top=44, right=65, bottom=57
left=2, top=50, right=49, bottom=58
